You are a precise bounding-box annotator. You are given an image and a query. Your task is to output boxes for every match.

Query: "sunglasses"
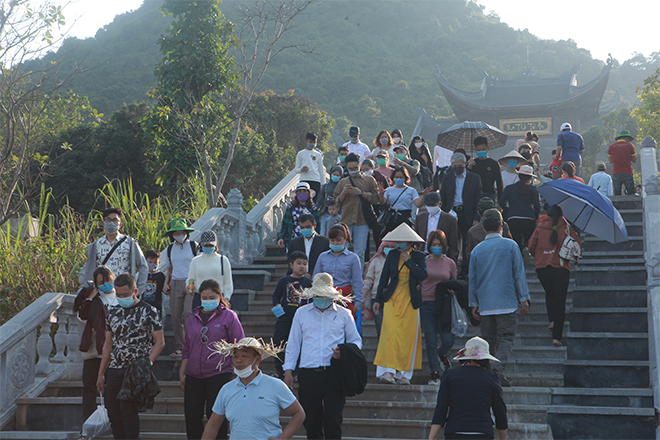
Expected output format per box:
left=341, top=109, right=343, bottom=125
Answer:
left=201, top=326, right=208, bottom=344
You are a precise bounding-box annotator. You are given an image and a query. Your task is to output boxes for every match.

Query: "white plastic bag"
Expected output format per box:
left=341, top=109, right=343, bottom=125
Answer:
left=82, top=402, right=112, bottom=439
left=450, top=294, right=468, bottom=337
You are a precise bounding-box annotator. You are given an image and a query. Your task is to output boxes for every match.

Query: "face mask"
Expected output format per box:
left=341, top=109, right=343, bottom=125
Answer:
left=201, top=299, right=219, bottom=312
left=393, top=178, right=405, bottom=187
left=330, top=175, right=341, bottom=183
left=174, top=234, right=186, bottom=244
left=396, top=243, right=409, bottom=251
left=507, top=160, right=519, bottom=169
left=104, top=221, right=119, bottom=235
left=98, top=282, right=114, bottom=293
left=393, top=137, right=401, bottom=144
left=348, top=170, right=360, bottom=177
left=234, top=362, right=255, bottom=379
left=396, top=153, right=406, bottom=161
left=300, top=228, right=314, bottom=238
left=379, top=138, right=389, bottom=145
left=313, top=297, right=333, bottom=309
left=329, top=244, right=344, bottom=252
left=148, top=263, right=158, bottom=271
left=202, top=246, right=215, bottom=255
left=350, top=137, right=358, bottom=143
left=383, top=248, right=393, bottom=256
left=426, top=205, right=440, bottom=216
left=339, top=155, right=346, bottom=162
left=430, top=246, right=444, bottom=256
left=296, top=192, right=310, bottom=202
left=476, top=151, right=488, bottom=159
left=364, top=170, right=373, bottom=176
left=307, top=143, right=316, bottom=149
left=521, top=151, right=531, bottom=160
left=453, top=165, right=465, bottom=175
left=415, top=142, right=423, bottom=148
left=117, top=296, right=135, bottom=308
left=376, top=158, right=387, bottom=166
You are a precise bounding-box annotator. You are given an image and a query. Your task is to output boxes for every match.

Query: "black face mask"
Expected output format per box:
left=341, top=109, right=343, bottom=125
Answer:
left=521, top=152, right=532, bottom=160
left=453, top=165, right=465, bottom=175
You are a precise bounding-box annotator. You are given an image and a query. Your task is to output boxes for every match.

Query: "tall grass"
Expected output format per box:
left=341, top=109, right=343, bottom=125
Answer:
left=0, top=178, right=208, bottom=324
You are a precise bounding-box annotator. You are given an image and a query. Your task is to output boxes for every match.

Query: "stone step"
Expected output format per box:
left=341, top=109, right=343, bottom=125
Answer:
left=563, top=359, right=649, bottom=388
left=582, top=235, right=643, bottom=252
left=566, top=332, right=648, bottom=361
left=265, top=244, right=287, bottom=257
left=574, top=265, right=646, bottom=287
left=571, top=285, right=647, bottom=308
left=579, top=250, right=643, bottom=259
left=576, top=257, right=645, bottom=266
left=569, top=308, right=648, bottom=332
left=232, top=269, right=272, bottom=291
left=550, top=387, right=653, bottom=408
left=547, top=405, right=654, bottom=440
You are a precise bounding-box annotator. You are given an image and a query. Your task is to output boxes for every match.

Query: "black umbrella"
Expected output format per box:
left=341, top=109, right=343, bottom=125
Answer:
left=436, top=121, right=508, bottom=153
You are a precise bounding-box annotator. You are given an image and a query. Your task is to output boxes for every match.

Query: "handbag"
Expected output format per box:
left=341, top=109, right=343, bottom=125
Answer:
left=558, top=223, right=581, bottom=266
left=450, top=294, right=468, bottom=337
left=377, top=186, right=409, bottom=229
left=82, top=396, right=112, bottom=438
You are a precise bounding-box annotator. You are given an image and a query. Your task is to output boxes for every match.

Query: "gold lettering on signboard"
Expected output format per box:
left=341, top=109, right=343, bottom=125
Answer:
left=499, top=118, right=552, bottom=136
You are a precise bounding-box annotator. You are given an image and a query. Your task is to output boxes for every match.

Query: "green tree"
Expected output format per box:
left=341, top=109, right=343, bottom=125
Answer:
left=631, top=67, right=660, bottom=143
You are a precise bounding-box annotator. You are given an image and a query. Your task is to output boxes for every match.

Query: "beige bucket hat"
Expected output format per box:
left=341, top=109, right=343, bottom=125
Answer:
left=453, top=336, right=500, bottom=363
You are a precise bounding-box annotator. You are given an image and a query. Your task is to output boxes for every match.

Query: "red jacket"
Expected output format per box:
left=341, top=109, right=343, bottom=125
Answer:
left=76, top=288, right=109, bottom=353
left=528, top=215, right=581, bottom=272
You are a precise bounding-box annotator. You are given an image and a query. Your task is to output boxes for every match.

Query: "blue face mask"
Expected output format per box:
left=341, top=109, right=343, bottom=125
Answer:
left=383, top=248, right=393, bottom=256
left=393, top=178, right=405, bottom=187
left=331, top=175, right=341, bottom=183
left=201, top=299, right=219, bottom=312
left=430, top=246, right=444, bottom=256
left=396, top=243, right=409, bottom=251
left=476, top=151, right=488, bottom=158
left=202, top=246, right=215, bottom=255
left=300, top=228, right=314, bottom=238
left=507, top=160, right=519, bottom=168
left=329, top=244, right=344, bottom=252
left=313, top=297, right=333, bottom=310
left=98, top=282, right=114, bottom=293
left=117, top=296, right=135, bottom=308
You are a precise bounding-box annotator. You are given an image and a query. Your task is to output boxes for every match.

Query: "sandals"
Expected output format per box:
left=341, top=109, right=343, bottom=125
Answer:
left=552, top=339, right=564, bottom=347
left=169, top=349, right=182, bottom=358
left=379, top=374, right=396, bottom=384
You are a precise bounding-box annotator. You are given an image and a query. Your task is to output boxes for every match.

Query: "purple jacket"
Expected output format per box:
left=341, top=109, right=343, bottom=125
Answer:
left=182, top=305, right=245, bottom=378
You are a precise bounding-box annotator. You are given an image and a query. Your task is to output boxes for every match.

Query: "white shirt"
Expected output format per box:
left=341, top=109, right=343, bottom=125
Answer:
left=95, top=234, right=131, bottom=278
left=187, top=253, right=234, bottom=300
left=433, top=145, right=453, bottom=170
left=501, top=170, right=519, bottom=188
left=371, top=146, right=396, bottom=161
left=295, top=148, right=326, bottom=183
left=453, top=172, right=466, bottom=206
left=283, top=303, right=362, bottom=370
left=341, top=140, right=372, bottom=164
left=426, top=210, right=442, bottom=243
left=303, top=234, right=315, bottom=260
left=588, top=171, right=613, bottom=197
left=162, top=241, right=197, bottom=280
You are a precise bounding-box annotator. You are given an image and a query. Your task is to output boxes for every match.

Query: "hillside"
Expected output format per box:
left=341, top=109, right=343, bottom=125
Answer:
left=28, top=0, right=657, bottom=139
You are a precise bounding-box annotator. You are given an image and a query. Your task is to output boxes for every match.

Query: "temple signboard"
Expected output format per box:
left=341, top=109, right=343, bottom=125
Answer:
left=499, top=118, right=552, bottom=136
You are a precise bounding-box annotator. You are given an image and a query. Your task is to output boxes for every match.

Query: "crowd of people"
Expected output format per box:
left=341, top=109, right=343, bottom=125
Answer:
left=73, top=123, right=639, bottom=440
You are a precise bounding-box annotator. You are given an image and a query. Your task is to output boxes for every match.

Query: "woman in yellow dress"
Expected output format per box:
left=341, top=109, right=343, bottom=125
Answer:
left=373, top=223, right=428, bottom=385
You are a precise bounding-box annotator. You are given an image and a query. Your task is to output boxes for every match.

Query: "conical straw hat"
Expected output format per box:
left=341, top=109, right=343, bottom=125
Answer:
left=498, top=150, right=525, bottom=163
left=382, top=223, right=425, bottom=243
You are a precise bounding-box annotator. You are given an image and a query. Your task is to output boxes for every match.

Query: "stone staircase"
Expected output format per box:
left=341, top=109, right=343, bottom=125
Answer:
left=4, top=196, right=652, bottom=439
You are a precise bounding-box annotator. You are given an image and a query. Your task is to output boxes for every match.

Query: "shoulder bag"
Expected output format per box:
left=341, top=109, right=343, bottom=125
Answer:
left=558, top=223, right=581, bottom=266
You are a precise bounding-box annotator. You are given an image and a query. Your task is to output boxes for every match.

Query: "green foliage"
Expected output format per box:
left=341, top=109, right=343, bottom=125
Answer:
left=632, top=67, right=660, bottom=144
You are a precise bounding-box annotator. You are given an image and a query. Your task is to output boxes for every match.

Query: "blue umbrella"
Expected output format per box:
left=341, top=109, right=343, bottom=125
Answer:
left=537, top=179, right=628, bottom=244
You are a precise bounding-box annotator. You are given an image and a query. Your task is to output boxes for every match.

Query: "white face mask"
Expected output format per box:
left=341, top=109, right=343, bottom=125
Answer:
left=392, top=137, right=401, bottom=144
left=415, top=142, right=423, bottom=148
left=234, top=362, right=255, bottom=379
left=426, top=205, right=441, bottom=216
left=174, top=234, right=186, bottom=244
left=363, top=170, right=373, bottom=176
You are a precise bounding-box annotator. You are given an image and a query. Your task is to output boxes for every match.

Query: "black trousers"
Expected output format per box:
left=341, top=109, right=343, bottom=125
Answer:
left=455, top=207, right=471, bottom=277
left=445, top=434, right=493, bottom=439
left=536, top=266, right=570, bottom=341
left=507, top=218, right=537, bottom=251
left=82, top=357, right=102, bottom=422
left=297, top=368, right=345, bottom=439
left=184, top=373, right=231, bottom=439
left=302, top=180, right=321, bottom=203
left=273, top=316, right=293, bottom=376
left=105, top=368, right=140, bottom=440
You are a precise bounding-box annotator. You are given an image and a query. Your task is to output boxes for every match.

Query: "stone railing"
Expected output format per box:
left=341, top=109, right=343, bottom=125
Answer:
left=0, top=292, right=82, bottom=428
left=189, top=169, right=300, bottom=265
left=639, top=136, right=660, bottom=435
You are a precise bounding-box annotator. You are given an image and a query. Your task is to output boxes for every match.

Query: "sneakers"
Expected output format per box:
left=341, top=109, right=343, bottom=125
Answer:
left=440, top=354, right=451, bottom=370
left=428, top=371, right=441, bottom=386
left=495, top=370, right=511, bottom=387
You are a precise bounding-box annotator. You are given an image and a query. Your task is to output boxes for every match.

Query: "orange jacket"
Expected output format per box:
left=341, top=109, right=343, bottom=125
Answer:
left=528, top=215, right=581, bottom=272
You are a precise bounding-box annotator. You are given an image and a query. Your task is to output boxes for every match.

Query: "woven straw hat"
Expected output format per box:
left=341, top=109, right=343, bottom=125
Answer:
left=453, top=336, right=500, bottom=363
left=382, top=223, right=425, bottom=243
left=209, top=337, right=284, bottom=369
left=299, top=273, right=352, bottom=305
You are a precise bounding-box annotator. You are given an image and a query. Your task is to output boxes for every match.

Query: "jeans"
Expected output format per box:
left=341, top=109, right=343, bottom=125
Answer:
left=105, top=368, right=140, bottom=439
left=612, top=173, right=634, bottom=195
left=273, top=315, right=294, bottom=376
left=298, top=368, right=345, bottom=439
left=480, top=313, right=518, bottom=372
left=420, top=301, right=455, bottom=374
left=82, top=358, right=101, bottom=422
left=170, top=279, right=192, bottom=351
left=184, top=373, right=231, bottom=439
left=347, top=223, right=369, bottom=269
left=536, top=266, right=570, bottom=341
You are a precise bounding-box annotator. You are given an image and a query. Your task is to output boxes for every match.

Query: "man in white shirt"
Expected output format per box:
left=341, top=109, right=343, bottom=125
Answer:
left=341, top=126, right=372, bottom=163
left=587, top=163, right=614, bottom=197
left=284, top=273, right=362, bottom=439
left=295, top=132, right=326, bottom=202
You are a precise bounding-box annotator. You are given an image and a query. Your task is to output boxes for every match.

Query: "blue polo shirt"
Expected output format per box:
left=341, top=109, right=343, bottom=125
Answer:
left=556, top=130, right=584, bottom=162
left=212, top=371, right=297, bottom=439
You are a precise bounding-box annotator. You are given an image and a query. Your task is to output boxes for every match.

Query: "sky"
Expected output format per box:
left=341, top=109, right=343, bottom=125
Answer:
left=50, top=0, right=659, bottom=63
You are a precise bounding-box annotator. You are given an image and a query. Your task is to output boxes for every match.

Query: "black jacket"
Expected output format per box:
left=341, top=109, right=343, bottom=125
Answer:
left=375, top=249, right=428, bottom=310
left=118, top=357, right=160, bottom=412
left=288, top=234, right=330, bottom=275
left=440, top=169, right=483, bottom=222
left=331, top=343, right=367, bottom=397
left=434, top=280, right=478, bottom=329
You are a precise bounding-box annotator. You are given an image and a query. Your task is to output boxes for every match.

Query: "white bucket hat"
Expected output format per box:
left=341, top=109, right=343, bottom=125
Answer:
left=295, top=181, right=316, bottom=198
left=382, top=223, right=425, bottom=243
left=299, top=273, right=353, bottom=305
left=453, top=336, right=500, bottom=363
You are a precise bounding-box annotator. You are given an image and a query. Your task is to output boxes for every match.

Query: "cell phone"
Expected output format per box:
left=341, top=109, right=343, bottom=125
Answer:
left=86, top=280, right=95, bottom=288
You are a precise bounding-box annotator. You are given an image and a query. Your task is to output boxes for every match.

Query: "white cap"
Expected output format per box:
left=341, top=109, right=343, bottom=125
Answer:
left=560, top=122, right=572, bottom=131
